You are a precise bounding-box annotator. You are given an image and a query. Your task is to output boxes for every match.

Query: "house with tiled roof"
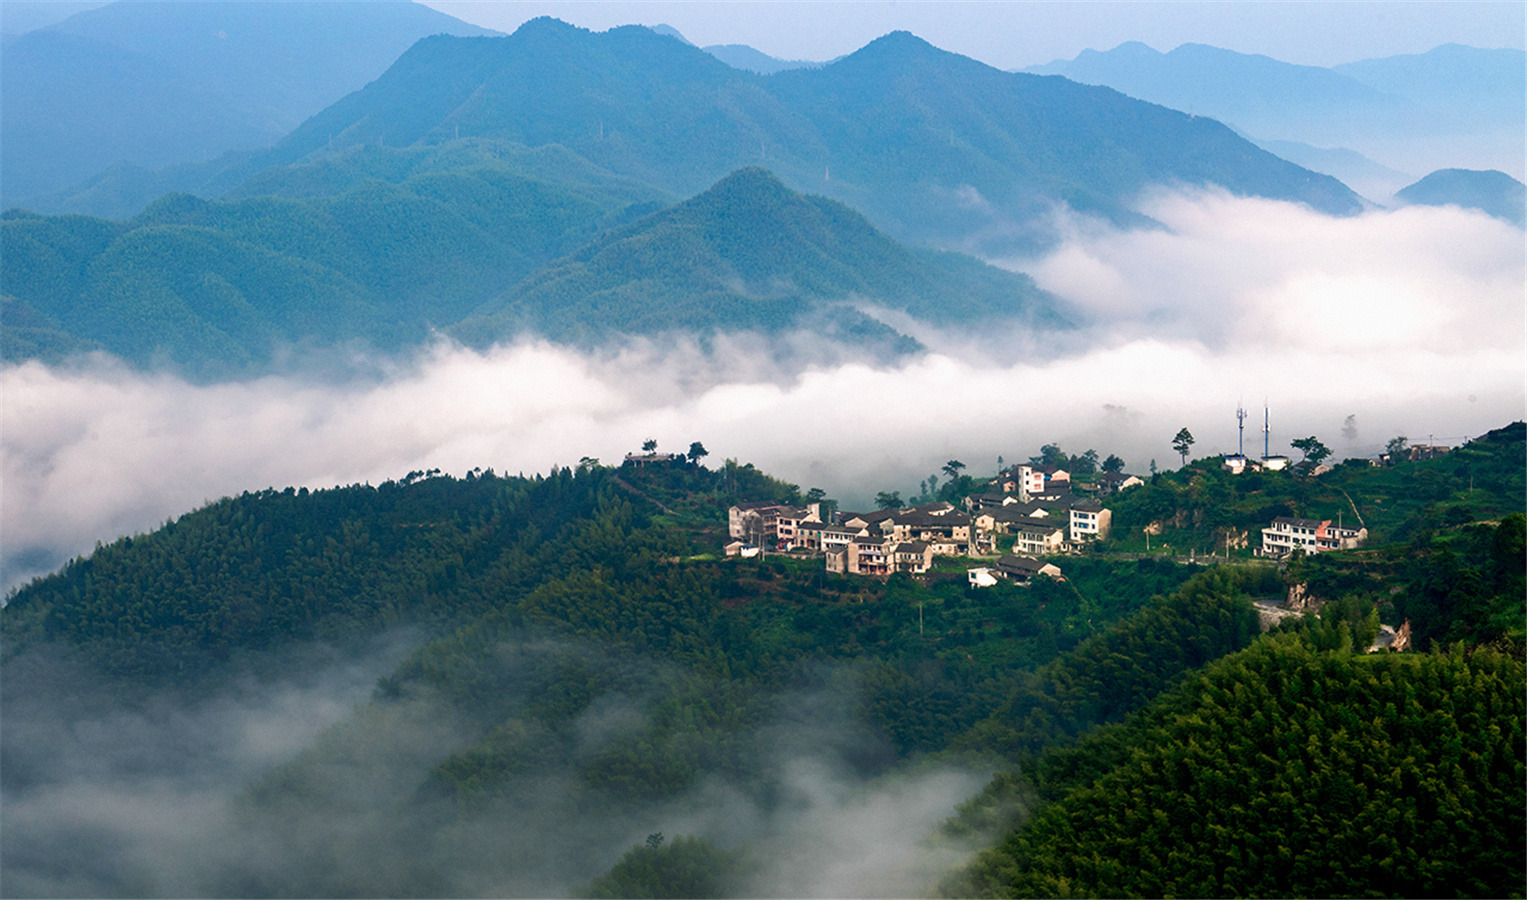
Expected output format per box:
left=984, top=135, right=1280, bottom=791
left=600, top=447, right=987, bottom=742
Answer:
left=1096, top=472, right=1144, bottom=496
left=993, top=554, right=1064, bottom=583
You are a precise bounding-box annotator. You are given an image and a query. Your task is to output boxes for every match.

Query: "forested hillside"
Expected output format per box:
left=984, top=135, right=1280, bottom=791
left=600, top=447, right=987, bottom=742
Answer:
left=15, top=17, right=1361, bottom=248
left=0, top=456, right=1290, bottom=895
left=3, top=164, right=1073, bottom=374
left=256, top=19, right=1358, bottom=252
left=453, top=167, right=1068, bottom=348
left=946, top=634, right=1523, bottom=898
left=1, top=163, right=662, bottom=373
left=4, top=445, right=1522, bottom=896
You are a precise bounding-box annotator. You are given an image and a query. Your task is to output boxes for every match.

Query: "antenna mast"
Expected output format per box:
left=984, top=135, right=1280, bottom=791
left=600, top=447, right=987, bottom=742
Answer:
left=1263, top=402, right=1271, bottom=459
left=1236, top=403, right=1247, bottom=457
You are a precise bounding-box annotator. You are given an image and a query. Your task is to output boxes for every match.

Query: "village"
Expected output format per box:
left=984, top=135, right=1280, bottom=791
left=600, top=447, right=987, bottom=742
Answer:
left=723, top=441, right=1377, bottom=588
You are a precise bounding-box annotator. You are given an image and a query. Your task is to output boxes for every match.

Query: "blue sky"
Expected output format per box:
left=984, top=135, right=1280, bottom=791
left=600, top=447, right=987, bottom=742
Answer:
left=6, top=0, right=1520, bottom=68
left=417, top=0, right=1526, bottom=68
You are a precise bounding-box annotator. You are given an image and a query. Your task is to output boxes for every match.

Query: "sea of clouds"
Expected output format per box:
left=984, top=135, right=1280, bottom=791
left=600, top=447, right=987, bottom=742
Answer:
left=4, top=190, right=1522, bottom=593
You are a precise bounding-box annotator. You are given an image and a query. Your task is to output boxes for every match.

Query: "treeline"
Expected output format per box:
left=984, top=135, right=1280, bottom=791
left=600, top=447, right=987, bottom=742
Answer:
left=1, top=466, right=681, bottom=679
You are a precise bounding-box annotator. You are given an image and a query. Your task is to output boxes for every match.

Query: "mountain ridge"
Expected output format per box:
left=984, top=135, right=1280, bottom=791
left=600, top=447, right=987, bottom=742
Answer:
left=1024, top=40, right=1524, bottom=195
left=23, top=17, right=1364, bottom=252
left=254, top=18, right=1360, bottom=255
left=0, top=0, right=497, bottom=203
left=458, top=166, right=1071, bottom=349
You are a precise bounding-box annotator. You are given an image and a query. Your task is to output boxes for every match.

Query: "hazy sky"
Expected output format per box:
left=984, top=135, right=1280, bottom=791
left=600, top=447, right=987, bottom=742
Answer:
left=417, top=0, right=1526, bottom=68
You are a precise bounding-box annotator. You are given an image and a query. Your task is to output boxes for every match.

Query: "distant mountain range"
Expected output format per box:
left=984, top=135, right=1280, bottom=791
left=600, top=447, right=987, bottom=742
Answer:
left=24, top=9, right=1516, bottom=376
left=645, top=23, right=822, bottom=75
left=0, top=0, right=496, bottom=203
left=79, top=17, right=1356, bottom=252
left=1025, top=42, right=1525, bottom=200
left=1, top=166, right=1069, bottom=375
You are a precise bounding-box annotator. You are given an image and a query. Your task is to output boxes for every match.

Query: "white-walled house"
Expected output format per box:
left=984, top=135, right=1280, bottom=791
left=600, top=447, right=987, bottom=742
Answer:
left=729, top=501, right=819, bottom=546
left=1069, top=500, right=1112, bottom=542
left=1012, top=522, right=1066, bottom=556
left=1260, top=517, right=1367, bottom=557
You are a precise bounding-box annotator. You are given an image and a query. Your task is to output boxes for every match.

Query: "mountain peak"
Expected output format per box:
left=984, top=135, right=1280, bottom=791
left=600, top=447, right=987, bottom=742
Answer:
left=694, top=166, right=792, bottom=201
left=1395, top=168, right=1526, bottom=226
left=646, top=24, right=694, bottom=46
left=840, top=29, right=947, bottom=65
left=510, top=16, right=588, bottom=41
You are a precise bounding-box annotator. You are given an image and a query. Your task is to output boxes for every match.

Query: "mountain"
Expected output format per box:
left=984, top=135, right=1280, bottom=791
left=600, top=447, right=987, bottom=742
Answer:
left=1, top=160, right=665, bottom=375
left=1, top=165, right=1066, bottom=374
left=0, top=0, right=106, bottom=39
left=454, top=167, right=1069, bottom=350
left=1026, top=42, right=1525, bottom=194
left=1394, top=169, right=1526, bottom=227
left=1025, top=41, right=1408, bottom=131
left=202, top=18, right=1360, bottom=256
left=703, top=43, right=822, bottom=74
left=1334, top=44, right=1526, bottom=122
left=0, top=0, right=496, bottom=204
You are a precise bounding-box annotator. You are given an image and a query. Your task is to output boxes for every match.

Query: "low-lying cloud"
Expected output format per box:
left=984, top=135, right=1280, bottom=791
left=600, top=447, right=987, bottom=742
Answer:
left=3, top=191, right=1522, bottom=592
left=2, top=632, right=994, bottom=898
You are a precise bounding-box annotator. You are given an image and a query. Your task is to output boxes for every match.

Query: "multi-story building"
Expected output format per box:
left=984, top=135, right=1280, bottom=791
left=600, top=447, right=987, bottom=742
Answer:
left=728, top=501, right=819, bottom=547
left=1012, top=521, right=1066, bottom=556
left=1260, top=517, right=1367, bottom=557
left=1069, top=499, right=1112, bottom=542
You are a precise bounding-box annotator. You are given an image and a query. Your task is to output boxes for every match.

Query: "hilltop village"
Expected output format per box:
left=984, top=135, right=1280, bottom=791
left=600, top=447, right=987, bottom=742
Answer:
left=708, top=417, right=1507, bottom=587
left=724, top=451, right=1373, bottom=586
left=726, top=461, right=1112, bottom=584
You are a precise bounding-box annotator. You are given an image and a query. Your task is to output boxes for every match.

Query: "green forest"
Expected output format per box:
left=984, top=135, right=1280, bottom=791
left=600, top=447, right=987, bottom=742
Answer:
left=2, top=436, right=1522, bottom=897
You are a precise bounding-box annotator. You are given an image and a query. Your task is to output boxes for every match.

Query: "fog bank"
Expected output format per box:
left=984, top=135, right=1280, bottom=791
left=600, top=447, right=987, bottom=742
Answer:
left=1, top=632, right=995, bottom=897
left=3, top=192, right=1521, bottom=591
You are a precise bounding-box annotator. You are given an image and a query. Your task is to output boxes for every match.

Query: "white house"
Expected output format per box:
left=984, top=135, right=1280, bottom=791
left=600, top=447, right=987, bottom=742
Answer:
left=1069, top=500, right=1112, bottom=542
left=967, top=567, right=999, bottom=588
left=1260, top=517, right=1367, bottom=557
left=1012, top=522, right=1066, bottom=556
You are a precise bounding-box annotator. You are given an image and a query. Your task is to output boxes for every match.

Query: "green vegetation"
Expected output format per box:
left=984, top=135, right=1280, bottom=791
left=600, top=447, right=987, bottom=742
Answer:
left=4, top=165, right=1068, bottom=374
left=581, top=834, right=743, bottom=899
left=455, top=167, right=1064, bottom=349
left=2, top=161, right=661, bottom=374
left=946, top=634, right=1524, bottom=899
left=3, top=437, right=1521, bottom=897
left=1102, top=421, right=1526, bottom=555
